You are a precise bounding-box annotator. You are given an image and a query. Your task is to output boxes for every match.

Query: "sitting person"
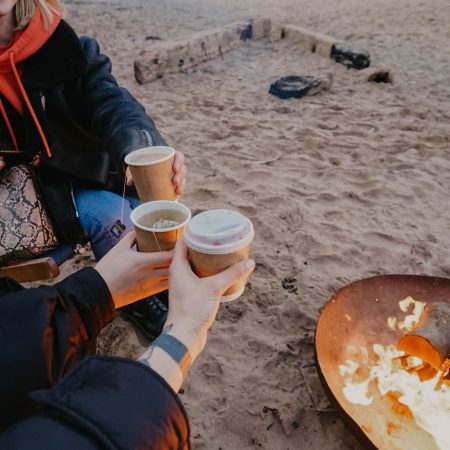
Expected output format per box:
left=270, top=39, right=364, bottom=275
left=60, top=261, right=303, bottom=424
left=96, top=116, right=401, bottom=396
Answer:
left=0, top=233, right=255, bottom=448
left=0, top=0, right=186, bottom=338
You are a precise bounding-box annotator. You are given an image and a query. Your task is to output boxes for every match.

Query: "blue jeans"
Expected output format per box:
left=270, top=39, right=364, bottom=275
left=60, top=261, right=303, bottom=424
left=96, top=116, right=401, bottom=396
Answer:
left=74, top=190, right=140, bottom=260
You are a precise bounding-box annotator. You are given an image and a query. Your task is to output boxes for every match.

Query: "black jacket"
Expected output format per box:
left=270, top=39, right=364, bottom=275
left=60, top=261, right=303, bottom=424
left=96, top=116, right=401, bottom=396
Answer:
left=0, top=270, right=190, bottom=449
left=0, top=20, right=167, bottom=243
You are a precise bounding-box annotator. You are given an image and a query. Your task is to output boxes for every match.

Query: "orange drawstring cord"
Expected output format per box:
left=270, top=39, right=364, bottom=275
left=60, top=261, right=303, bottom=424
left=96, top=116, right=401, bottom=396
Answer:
left=0, top=97, right=20, bottom=152
left=9, top=52, right=52, bottom=157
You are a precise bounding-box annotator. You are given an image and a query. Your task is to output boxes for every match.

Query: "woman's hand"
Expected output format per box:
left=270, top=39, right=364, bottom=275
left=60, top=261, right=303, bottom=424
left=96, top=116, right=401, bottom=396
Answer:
left=172, top=151, right=187, bottom=195
left=125, top=150, right=187, bottom=196
left=136, top=240, right=254, bottom=391
left=95, top=232, right=173, bottom=309
left=167, top=241, right=255, bottom=336
left=0, top=157, right=5, bottom=171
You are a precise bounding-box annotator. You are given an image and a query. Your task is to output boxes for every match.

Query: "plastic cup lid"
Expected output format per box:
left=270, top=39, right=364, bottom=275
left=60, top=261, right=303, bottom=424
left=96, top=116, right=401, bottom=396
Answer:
left=183, top=209, right=254, bottom=254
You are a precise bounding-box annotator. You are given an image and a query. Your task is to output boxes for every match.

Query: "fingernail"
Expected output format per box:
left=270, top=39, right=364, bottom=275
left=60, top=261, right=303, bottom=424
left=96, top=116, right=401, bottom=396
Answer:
left=246, top=259, right=255, bottom=270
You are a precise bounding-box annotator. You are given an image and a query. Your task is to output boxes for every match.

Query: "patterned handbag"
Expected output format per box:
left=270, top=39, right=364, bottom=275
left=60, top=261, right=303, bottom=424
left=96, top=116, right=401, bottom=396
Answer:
left=0, top=164, right=59, bottom=265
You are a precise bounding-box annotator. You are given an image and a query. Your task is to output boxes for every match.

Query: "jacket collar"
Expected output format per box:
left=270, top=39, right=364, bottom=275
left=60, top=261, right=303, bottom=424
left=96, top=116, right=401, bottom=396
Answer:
left=21, top=20, right=88, bottom=90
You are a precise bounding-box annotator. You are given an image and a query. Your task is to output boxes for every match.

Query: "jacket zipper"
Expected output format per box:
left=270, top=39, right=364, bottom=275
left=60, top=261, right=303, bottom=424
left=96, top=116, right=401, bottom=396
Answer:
left=40, top=91, right=46, bottom=111
left=69, top=180, right=79, bottom=218
left=141, top=129, right=153, bottom=147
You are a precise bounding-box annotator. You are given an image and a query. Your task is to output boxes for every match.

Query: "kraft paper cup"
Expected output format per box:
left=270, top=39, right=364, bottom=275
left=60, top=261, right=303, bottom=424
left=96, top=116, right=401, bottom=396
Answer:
left=130, top=201, right=191, bottom=252
left=125, top=146, right=177, bottom=202
left=183, top=209, right=254, bottom=302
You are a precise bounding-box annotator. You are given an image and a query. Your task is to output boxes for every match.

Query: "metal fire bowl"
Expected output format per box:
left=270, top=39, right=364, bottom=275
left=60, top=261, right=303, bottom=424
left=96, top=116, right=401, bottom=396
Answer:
left=315, top=275, right=450, bottom=450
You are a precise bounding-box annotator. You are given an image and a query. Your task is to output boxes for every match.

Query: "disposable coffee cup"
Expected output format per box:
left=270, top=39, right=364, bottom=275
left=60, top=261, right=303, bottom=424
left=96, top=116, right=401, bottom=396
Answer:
left=183, top=209, right=254, bottom=302
left=130, top=200, right=191, bottom=252
left=124, top=146, right=177, bottom=202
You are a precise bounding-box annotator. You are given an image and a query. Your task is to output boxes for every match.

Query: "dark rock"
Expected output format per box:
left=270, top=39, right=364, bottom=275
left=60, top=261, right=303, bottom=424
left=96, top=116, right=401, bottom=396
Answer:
left=240, top=23, right=252, bottom=40
left=269, top=76, right=319, bottom=99
left=359, top=67, right=393, bottom=83
left=331, top=43, right=370, bottom=70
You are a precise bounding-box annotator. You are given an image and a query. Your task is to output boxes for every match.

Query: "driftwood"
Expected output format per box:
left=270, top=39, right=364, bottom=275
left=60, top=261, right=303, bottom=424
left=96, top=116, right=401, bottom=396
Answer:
left=281, top=25, right=370, bottom=70
left=134, top=19, right=271, bottom=84
left=397, top=302, right=450, bottom=368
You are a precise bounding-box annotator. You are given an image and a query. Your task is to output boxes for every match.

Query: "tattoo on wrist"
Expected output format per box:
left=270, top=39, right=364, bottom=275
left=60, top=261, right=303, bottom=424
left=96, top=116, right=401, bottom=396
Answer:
left=137, top=325, right=192, bottom=377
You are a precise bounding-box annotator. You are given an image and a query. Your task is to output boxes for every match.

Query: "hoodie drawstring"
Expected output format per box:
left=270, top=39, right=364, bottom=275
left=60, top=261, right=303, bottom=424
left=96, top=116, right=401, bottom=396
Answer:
left=6, top=51, right=52, bottom=157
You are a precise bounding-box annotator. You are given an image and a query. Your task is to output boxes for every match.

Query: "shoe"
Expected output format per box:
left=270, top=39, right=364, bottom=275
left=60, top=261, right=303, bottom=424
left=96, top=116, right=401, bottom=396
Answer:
left=120, top=293, right=168, bottom=341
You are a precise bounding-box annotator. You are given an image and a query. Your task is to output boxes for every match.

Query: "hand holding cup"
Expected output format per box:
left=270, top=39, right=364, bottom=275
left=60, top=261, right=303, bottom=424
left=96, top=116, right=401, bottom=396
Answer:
left=126, top=150, right=186, bottom=195
left=125, top=147, right=186, bottom=201
left=183, top=209, right=255, bottom=302
left=95, top=232, right=173, bottom=309
left=168, top=240, right=255, bottom=334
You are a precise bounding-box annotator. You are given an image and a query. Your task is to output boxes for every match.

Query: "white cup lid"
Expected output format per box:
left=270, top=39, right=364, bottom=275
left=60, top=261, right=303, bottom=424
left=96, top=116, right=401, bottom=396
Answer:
left=183, top=209, right=254, bottom=254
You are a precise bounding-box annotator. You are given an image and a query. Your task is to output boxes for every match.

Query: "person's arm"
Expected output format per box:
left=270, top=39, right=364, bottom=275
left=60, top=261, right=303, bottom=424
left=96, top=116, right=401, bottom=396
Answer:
left=79, top=36, right=187, bottom=195
left=0, top=355, right=191, bottom=450
left=138, top=241, right=255, bottom=392
left=0, top=265, right=113, bottom=429
left=79, top=37, right=166, bottom=166
left=0, top=232, right=172, bottom=429
left=0, top=240, right=254, bottom=449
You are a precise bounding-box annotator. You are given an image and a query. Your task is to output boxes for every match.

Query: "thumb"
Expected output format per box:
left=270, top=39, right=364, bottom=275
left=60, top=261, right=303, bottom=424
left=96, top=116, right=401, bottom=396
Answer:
left=171, top=240, right=192, bottom=271
left=207, top=259, right=255, bottom=295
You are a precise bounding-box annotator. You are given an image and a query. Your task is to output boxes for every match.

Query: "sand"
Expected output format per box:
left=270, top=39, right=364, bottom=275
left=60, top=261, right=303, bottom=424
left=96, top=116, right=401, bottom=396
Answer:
left=57, top=0, right=450, bottom=448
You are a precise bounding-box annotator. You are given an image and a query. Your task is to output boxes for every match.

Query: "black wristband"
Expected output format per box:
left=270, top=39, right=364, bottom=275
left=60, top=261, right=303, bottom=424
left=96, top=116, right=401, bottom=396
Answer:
left=151, top=334, right=192, bottom=377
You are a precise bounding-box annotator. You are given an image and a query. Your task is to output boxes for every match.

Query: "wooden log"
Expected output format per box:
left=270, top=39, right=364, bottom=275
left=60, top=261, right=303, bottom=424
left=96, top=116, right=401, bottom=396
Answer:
left=0, top=257, right=60, bottom=283
left=282, top=24, right=337, bottom=57
left=281, top=25, right=370, bottom=70
left=134, top=18, right=271, bottom=84
left=397, top=302, right=450, bottom=368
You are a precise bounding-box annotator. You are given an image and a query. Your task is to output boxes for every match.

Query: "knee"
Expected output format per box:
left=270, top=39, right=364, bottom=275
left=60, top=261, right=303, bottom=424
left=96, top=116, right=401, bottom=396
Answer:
left=75, top=190, right=131, bottom=230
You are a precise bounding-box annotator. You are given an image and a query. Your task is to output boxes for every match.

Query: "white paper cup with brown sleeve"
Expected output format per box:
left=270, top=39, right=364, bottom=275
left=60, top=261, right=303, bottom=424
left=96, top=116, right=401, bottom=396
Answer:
left=124, top=146, right=177, bottom=202
left=130, top=200, right=191, bottom=252
left=183, top=209, right=254, bottom=302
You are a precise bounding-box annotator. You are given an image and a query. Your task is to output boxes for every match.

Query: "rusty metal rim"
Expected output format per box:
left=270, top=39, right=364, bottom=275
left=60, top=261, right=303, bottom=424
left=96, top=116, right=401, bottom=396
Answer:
left=313, top=274, right=450, bottom=450
left=313, top=349, right=377, bottom=450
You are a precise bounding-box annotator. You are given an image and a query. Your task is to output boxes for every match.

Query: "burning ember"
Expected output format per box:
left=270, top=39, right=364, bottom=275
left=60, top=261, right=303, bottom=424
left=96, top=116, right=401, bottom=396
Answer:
left=339, top=297, right=450, bottom=450
left=388, top=296, right=426, bottom=332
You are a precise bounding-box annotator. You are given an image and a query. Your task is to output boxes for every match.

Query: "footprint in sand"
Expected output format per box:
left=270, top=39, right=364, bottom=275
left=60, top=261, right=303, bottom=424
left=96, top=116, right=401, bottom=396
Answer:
left=190, top=187, right=218, bottom=203
left=279, top=207, right=304, bottom=230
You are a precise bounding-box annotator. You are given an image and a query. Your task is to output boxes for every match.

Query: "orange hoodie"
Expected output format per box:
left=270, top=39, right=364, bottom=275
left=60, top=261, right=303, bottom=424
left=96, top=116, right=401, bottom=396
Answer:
left=0, top=8, right=60, bottom=156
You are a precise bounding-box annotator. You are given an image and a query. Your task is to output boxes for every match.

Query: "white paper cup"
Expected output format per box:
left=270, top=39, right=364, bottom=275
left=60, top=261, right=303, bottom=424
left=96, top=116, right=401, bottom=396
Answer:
left=125, top=146, right=177, bottom=202
left=183, top=209, right=254, bottom=302
left=130, top=200, right=191, bottom=252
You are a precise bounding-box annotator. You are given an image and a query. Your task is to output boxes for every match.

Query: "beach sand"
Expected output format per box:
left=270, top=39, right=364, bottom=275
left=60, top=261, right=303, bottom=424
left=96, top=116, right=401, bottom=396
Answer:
left=57, top=0, right=450, bottom=448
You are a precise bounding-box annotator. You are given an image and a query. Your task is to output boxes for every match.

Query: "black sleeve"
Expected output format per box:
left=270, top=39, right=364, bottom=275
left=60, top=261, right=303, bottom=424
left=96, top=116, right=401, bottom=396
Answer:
left=79, top=36, right=168, bottom=170
left=0, top=267, right=115, bottom=429
left=0, top=356, right=191, bottom=450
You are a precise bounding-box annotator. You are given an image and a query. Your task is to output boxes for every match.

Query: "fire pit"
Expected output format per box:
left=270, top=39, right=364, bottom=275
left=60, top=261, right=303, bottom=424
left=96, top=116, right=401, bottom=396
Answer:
left=315, top=275, right=450, bottom=450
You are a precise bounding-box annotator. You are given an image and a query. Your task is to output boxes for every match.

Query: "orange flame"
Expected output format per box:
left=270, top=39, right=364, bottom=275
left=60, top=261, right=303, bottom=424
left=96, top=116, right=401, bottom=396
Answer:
left=340, top=297, right=450, bottom=450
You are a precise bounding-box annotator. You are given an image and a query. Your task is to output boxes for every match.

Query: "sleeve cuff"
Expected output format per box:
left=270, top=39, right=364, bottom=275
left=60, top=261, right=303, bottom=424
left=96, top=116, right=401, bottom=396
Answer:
left=54, top=267, right=115, bottom=340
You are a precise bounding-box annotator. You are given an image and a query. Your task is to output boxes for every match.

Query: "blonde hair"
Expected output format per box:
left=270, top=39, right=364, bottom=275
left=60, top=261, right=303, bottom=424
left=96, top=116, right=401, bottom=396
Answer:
left=15, top=0, right=65, bottom=30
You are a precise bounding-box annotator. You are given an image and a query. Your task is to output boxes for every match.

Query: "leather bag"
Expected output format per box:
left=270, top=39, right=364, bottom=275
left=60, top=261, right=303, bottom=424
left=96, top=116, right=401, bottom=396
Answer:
left=0, top=164, right=58, bottom=265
